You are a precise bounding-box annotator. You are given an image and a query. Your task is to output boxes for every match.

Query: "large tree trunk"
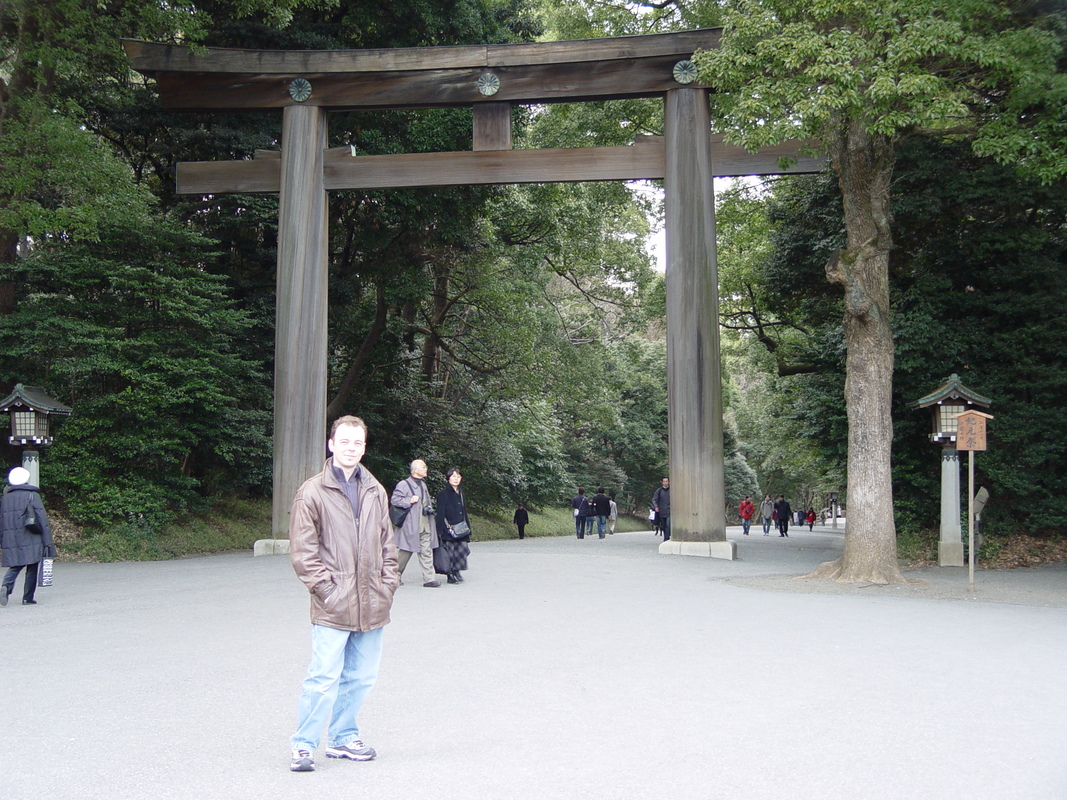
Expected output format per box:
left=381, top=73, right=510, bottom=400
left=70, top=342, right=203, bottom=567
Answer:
left=808, top=118, right=907, bottom=584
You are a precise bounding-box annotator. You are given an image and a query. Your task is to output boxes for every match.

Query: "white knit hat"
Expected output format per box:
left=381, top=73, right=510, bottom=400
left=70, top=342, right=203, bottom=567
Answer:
left=8, top=466, right=30, bottom=486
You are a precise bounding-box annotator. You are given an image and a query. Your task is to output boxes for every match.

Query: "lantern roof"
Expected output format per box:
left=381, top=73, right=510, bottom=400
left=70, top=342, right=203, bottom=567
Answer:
left=911, top=374, right=992, bottom=410
left=0, top=384, right=72, bottom=416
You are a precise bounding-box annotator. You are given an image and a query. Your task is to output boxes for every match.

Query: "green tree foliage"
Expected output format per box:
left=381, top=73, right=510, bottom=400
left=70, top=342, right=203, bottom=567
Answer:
left=695, top=0, right=1067, bottom=583
left=0, top=0, right=690, bottom=540
left=726, top=136, right=1067, bottom=540
left=0, top=215, right=270, bottom=530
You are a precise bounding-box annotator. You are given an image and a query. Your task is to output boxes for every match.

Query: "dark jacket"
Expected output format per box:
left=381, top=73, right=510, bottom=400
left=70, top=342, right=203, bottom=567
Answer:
left=436, top=486, right=471, bottom=541
left=774, top=499, right=792, bottom=522
left=513, top=507, right=529, bottom=526
left=572, top=494, right=592, bottom=517
left=1, top=484, right=56, bottom=568
left=591, top=493, right=611, bottom=517
left=289, top=459, right=399, bottom=632
left=653, top=486, right=670, bottom=517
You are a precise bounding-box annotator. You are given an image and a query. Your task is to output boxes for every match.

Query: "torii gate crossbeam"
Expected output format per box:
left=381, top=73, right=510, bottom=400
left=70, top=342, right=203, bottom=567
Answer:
left=124, top=30, right=823, bottom=557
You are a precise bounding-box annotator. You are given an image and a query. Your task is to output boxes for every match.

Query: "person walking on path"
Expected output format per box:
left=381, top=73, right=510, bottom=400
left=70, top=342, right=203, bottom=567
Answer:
left=592, top=488, right=611, bottom=539
left=759, top=495, right=774, bottom=535
left=774, top=495, right=792, bottom=537
left=435, top=468, right=472, bottom=584
left=288, top=415, right=400, bottom=773
left=1, top=466, right=55, bottom=607
left=653, top=478, right=671, bottom=541
left=739, top=495, right=755, bottom=536
left=572, top=488, right=591, bottom=539
left=608, top=492, right=618, bottom=535
left=513, top=503, right=529, bottom=539
left=390, top=459, right=440, bottom=588
left=805, top=507, right=817, bottom=531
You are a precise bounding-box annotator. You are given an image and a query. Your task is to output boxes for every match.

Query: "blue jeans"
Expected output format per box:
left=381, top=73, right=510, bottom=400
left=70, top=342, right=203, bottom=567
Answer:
left=575, top=512, right=585, bottom=538
left=661, top=515, right=671, bottom=541
left=596, top=515, right=606, bottom=537
left=291, top=624, right=384, bottom=750
left=762, top=517, right=772, bottom=534
left=741, top=517, right=751, bottom=534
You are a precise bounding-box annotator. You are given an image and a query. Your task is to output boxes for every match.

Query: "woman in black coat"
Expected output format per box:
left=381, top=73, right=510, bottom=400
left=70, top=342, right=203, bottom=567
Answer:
left=1, top=466, right=56, bottom=606
left=434, top=468, right=471, bottom=584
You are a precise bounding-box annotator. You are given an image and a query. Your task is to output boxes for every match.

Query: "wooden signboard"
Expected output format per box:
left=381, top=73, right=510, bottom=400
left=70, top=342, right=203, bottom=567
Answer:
left=956, top=410, right=991, bottom=451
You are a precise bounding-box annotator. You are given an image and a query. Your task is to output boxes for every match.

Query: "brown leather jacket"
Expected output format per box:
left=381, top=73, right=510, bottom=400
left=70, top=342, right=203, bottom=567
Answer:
left=289, top=459, right=400, bottom=632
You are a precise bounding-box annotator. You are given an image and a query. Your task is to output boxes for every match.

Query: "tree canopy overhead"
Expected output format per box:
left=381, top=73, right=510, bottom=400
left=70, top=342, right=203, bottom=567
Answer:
left=696, top=0, right=1067, bottom=582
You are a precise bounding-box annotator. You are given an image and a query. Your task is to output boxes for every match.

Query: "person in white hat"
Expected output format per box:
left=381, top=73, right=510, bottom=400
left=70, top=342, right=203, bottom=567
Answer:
left=1, top=466, right=56, bottom=606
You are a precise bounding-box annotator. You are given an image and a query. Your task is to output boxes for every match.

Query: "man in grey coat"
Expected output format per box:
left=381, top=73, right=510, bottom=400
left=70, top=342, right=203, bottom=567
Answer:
left=390, top=459, right=440, bottom=588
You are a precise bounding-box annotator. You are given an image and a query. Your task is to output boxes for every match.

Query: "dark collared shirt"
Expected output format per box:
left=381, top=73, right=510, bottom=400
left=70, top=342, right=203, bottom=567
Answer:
left=332, top=464, right=362, bottom=522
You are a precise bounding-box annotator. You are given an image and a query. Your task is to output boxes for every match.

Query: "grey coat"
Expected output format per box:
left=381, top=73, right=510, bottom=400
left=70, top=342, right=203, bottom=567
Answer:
left=390, top=476, right=440, bottom=552
left=1, top=485, right=56, bottom=567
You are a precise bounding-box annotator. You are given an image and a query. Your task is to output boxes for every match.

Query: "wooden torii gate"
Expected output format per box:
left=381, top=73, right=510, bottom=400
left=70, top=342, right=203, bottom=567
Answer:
left=124, top=29, right=821, bottom=557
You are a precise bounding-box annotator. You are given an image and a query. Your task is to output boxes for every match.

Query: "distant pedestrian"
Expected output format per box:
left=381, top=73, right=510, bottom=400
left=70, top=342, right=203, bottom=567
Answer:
left=288, top=416, right=399, bottom=772
left=759, top=495, right=774, bottom=536
left=649, top=506, right=660, bottom=536
left=435, top=468, right=472, bottom=584
left=513, top=503, right=529, bottom=539
left=591, top=487, right=610, bottom=539
left=608, top=492, right=618, bottom=535
left=653, top=478, right=671, bottom=541
left=1, top=466, right=55, bottom=607
left=572, top=488, right=591, bottom=539
left=774, top=495, right=792, bottom=537
left=805, top=507, right=816, bottom=531
left=739, top=495, right=755, bottom=535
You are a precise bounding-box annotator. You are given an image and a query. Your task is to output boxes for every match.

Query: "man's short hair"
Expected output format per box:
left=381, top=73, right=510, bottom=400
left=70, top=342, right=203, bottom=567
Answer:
left=597, top=487, right=605, bottom=494
left=330, top=415, right=367, bottom=440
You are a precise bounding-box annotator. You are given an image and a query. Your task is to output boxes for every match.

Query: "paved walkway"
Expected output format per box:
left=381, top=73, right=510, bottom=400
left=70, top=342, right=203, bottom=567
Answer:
left=2, top=526, right=1065, bottom=800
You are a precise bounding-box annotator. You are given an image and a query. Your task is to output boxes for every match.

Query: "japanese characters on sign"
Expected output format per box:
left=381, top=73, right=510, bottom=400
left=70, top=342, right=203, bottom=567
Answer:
left=956, top=411, right=989, bottom=451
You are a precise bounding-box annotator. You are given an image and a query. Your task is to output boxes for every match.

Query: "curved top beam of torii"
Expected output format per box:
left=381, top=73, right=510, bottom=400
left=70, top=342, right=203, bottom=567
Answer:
left=123, top=30, right=822, bottom=551
left=122, top=29, right=721, bottom=110
left=124, top=30, right=821, bottom=193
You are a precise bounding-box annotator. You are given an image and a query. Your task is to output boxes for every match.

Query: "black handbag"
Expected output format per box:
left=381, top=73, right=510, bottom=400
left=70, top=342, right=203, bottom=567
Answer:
left=389, top=503, right=411, bottom=528
left=22, top=505, right=43, bottom=535
left=446, top=520, right=471, bottom=539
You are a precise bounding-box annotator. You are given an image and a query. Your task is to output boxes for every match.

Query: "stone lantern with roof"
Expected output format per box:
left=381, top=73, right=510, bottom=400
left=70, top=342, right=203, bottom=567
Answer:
left=912, top=374, right=992, bottom=567
left=0, top=384, right=72, bottom=486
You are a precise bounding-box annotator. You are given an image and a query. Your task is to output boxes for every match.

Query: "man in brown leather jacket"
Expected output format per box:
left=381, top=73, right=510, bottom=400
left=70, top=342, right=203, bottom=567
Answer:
left=288, top=415, right=400, bottom=772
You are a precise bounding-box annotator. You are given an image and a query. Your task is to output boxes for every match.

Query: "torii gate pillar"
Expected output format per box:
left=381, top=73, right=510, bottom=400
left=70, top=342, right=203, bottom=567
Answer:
left=660, top=88, right=733, bottom=559
left=271, top=105, right=329, bottom=534
left=122, top=31, right=821, bottom=548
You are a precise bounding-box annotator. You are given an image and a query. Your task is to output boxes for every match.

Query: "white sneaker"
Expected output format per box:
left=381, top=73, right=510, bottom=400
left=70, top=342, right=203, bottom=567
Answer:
left=325, top=740, right=376, bottom=761
left=290, top=748, right=315, bottom=772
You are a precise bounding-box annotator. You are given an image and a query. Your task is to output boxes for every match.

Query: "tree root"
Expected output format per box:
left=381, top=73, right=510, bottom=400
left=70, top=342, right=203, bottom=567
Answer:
left=802, top=557, right=908, bottom=585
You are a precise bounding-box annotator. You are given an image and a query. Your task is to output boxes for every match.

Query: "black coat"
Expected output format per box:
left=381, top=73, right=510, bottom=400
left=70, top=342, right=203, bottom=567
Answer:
left=436, top=486, right=471, bottom=541
left=1, top=485, right=56, bottom=567
left=774, top=499, right=792, bottom=522
left=513, top=508, right=529, bottom=526
left=652, top=486, right=670, bottom=517
left=591, top=493, right=610, bottom=516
